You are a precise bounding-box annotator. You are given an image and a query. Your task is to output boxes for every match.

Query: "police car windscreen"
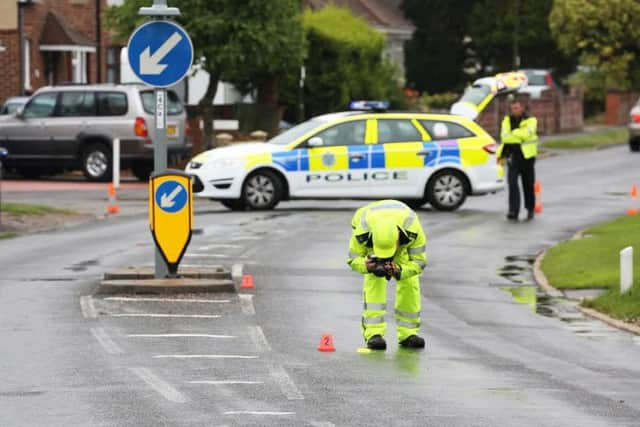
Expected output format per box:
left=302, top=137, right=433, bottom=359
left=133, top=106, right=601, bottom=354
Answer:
left=459, top=85, right=491, bottom=105
left=268, top=119, right=322, bottom=145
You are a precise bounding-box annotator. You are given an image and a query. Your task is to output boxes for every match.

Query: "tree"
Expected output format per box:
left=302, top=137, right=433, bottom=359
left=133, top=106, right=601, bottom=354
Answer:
left=402, top=0, right=474, bottom=93
left=549, top=0, right=640, bottom=91
left=289, top=6, right=401, bottom=119
left=105, top=0, right=304, bottom=144
left=467, top=0, right=574, bottom=79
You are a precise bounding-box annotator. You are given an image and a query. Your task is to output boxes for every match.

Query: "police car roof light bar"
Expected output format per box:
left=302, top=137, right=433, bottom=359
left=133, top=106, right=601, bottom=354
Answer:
left=349, top=100, right=390, bottom=112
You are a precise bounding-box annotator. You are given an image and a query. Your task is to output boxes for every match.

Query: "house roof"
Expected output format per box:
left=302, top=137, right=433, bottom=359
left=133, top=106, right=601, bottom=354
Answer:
left=305, top=0, right=414, bottom=32
left=39, top=12, right=95, bottom=50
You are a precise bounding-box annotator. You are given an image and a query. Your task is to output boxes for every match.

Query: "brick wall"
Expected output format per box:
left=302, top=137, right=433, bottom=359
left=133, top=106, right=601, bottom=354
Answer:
left=606, top=91, right=639, bottom=125
left=477, top=87, right=584, bottom=138
left=0, top=0, right=112, bottom=105
left=0, top=30, right=20, bottom=105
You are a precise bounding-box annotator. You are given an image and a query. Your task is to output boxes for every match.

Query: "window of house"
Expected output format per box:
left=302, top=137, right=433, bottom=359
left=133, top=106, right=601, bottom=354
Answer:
left=97, top=92, right=128, bottom=116
left=106, top=47, right=121, bottom=84
left=420, top=120, right=474, bottom=140
left=311, top=120, right=365, bottom=147
left=59, top=91, right=96, bottom=116
left=377, top=119, right=422, bottom=143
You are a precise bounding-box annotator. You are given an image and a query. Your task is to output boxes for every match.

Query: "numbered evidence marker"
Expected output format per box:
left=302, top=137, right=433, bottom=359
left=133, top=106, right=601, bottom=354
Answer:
left=149, top=170, right=193, bottom=275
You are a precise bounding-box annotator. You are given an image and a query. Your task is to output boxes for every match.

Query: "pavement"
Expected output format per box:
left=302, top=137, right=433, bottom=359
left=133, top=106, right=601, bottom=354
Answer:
left=1, top=146, right=640, bottom=426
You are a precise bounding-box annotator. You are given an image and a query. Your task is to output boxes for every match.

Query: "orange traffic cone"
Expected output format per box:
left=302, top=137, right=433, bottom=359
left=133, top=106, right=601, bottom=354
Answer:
left=240, top=274, right=255, bottom=289
left=317, top=334, right=335, bottom=352
left=534, top=180, right=543, bottom=213
left=106, top=183, right=119, bottom=215
left=626, top=184, right=639, bottom=215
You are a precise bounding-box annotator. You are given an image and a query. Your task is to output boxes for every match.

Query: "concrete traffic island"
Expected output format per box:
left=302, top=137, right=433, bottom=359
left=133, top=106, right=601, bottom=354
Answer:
left=98, top=265, right=235, bottom=294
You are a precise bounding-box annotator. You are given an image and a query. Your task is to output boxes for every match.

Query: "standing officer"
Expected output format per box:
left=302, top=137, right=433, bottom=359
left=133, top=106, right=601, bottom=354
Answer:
left=497, top=100, right=538, bottom=221
left=347, top=200, right=426, bottom=350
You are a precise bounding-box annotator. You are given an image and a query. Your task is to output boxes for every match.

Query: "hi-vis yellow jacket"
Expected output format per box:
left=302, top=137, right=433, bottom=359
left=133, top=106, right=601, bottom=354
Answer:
left=347, top=200, right=427, bottom=280
left=497, top=115, right=538, bottom=159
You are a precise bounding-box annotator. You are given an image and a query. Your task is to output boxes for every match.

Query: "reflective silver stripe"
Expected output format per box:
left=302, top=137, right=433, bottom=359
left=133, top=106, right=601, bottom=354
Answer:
left=364, top=302, right=386, bottom=311
left=362, top=315, right=385, bottom=325
left=397, top=319, right=420, bottom=329
left=407, top=245, right=425, bottom=255
left=360, top=213, right=368, bottom=231
left=395, top=309, right=420, bottom=319
left=403, top=211, right=416, bottom=228
left=369, top=202, right=406, bottom=211
left=348, top=251, right=361, bottom=259
left=412, top=260, right=427, bottom=269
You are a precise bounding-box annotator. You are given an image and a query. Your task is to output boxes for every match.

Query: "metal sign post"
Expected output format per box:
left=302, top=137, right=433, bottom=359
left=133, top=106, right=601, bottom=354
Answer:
left=128, top=1, right=193, bottom=278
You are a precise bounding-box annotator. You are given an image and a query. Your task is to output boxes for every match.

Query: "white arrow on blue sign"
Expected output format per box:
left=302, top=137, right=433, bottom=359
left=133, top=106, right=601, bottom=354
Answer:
left=155, top=180, right=188, bottom=213
left=127, top=20, right=193, bottom=88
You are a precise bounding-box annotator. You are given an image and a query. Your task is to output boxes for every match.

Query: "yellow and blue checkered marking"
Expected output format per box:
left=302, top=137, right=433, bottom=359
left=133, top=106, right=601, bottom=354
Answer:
left=257, top=141, right=461, bottom=172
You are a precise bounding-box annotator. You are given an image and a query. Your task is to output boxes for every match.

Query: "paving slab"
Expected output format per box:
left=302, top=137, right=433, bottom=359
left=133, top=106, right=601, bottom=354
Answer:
left=98, top=278, right=235, bottom=294
left=103, top=265, right=230, bottom=280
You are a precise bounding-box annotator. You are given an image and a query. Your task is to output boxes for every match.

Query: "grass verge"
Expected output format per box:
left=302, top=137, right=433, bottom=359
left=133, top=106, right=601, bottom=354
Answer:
left=543, top=128, right=628, bottom=149
left=541, top=215, right=640, bottom=322
left=0, top=202, right=73, bottom=216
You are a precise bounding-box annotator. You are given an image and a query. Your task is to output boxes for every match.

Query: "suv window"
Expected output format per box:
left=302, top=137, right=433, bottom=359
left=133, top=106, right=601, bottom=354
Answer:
left=23, top=93, right=57, bottom=118
left=97, top=92, right=128, bottom=116
left=140, top=91, right=184, bottom=115
left=311, top=120, right=365, bottom=147
left=59, top=91, right=96, bottom=117
left=420, top=120, right=474, bottom=140
left=377, top=119, right=422, bottom=143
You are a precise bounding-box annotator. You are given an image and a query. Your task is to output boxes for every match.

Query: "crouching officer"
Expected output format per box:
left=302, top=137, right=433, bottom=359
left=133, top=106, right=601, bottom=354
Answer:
left=347, top=200, right=426, bottom=350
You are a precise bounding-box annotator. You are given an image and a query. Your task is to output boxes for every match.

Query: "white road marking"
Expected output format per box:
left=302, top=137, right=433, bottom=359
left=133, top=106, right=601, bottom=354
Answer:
left=130, top=367, right=187, bottom=403
left=231, top=263, right=244, bottom=280
left=223, top=411, right=295, bottom=416
left=269, top=365, right=304, bottom=400
left=104, top=297, right=230, bottom=304
left=91, top=327, right=124, bottom=355
left=184, top=253, right=232, bottom=258
left=239, top=294, right=255, bottom=315
left=248, top=326, right=271, bottom=352
left=310, top=422, right=336, bottom=427
left=198, top=244, right=242, bottom=250
left=128, top=334, right=237, bottom=339
left=154, top=354, right=259, bottom=359
left=80, top=295, right=97, bottom=319
left=189, top=380, right=264, bottom=385
left=110, top=314, right=221, bottom=319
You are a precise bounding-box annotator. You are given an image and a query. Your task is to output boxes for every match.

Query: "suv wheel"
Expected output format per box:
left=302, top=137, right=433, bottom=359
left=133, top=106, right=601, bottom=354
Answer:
left=132, top=161, right=153, bottom=181
left=630, top=138, right=640, bottom=152
left=82, top=143, right=112, bottom=182
left=427, top=169, right=468, bottom=211
left=241, top=170, right=283, bottom=210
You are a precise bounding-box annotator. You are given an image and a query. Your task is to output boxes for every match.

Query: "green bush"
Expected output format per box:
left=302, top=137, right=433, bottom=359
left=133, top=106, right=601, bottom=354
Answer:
left=282, top=6, right=403, bottom=121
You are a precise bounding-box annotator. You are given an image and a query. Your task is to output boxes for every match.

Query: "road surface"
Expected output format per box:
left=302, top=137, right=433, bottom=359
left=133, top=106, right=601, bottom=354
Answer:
left=1, top=146, right=639, bottom=426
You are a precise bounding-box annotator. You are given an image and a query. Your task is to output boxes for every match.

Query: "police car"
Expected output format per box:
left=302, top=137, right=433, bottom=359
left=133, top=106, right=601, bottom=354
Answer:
left=186, top=104, right=504, bottom=211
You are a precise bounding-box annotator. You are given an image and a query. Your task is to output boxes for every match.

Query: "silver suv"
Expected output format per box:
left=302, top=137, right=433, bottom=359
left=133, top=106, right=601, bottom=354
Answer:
left=0, top=84, right=191, bottom=181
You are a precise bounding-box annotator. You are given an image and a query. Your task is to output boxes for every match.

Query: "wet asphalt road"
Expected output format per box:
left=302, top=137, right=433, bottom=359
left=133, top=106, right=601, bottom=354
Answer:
left=1, top=145, right=640, bottom=426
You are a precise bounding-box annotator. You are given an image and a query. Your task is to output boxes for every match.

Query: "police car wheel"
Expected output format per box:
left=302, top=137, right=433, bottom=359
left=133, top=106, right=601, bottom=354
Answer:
left=220, top=199, right=246, bottom=211
left=242, top=170, right=283, bottom=210
left=427, top=170, right=467, bottom=211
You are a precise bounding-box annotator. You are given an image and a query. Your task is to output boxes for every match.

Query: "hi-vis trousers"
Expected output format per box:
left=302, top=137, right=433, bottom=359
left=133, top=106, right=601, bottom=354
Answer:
left=361, top=274, right=421, bottom=342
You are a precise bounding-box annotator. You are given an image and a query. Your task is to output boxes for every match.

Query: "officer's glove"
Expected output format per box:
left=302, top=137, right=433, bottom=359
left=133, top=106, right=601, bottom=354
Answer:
left=392, top=264, right=402, bottom=280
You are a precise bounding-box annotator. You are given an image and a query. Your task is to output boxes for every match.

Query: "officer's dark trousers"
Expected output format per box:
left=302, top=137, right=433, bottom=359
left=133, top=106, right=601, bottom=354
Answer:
left=507, top=151, right=536, bottom=215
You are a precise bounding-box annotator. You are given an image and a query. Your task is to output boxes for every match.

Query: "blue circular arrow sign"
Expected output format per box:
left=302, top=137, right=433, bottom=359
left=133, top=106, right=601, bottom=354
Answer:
left=127, top=20, right=193, bottom=88
left=155, top=180, right=188, bottom=213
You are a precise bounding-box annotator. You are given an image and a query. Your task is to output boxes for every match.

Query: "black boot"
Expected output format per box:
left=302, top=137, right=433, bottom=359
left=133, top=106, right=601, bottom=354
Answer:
left=399, top=335, right=425, bottom=349
left=366, top=335, right=387, bottom=350
left=526, top=210, right=535, bottom=221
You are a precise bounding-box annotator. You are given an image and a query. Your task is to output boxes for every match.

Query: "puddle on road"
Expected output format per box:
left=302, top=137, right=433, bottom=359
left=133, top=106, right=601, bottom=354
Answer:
left=65, top=259, right=99, bottom=272
left=496, top=255, right=636, bottom=342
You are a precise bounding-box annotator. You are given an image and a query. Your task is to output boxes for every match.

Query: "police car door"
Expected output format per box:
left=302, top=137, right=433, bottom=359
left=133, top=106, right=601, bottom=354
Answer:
left=372, top=118, right=430, bottom=198
left=293, top=119, right=369, bottom=197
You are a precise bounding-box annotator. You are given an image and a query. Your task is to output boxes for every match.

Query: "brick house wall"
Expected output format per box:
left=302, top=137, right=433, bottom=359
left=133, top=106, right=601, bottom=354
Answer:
left=0, top=0, right=113, bottom=105
left=477, top=87, right=584, bottom=138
